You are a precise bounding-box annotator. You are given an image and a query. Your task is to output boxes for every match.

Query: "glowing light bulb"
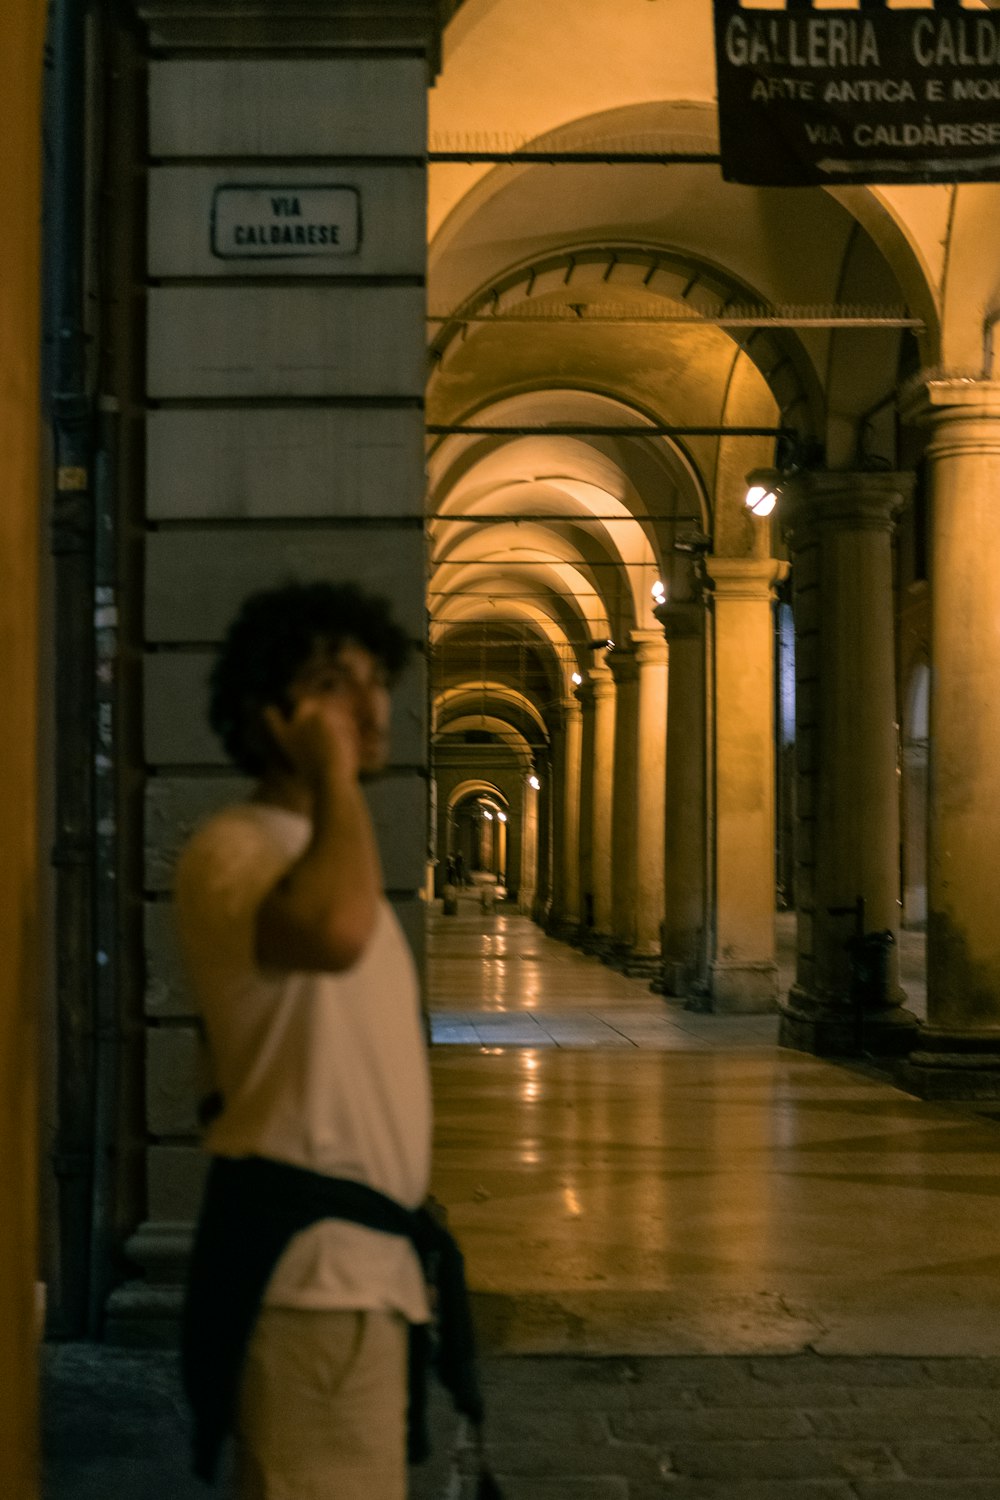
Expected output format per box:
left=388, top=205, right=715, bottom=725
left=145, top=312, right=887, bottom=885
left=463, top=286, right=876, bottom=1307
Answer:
left=528, top=774, right=540, bottom=790
left=745, top=483, right=777, bottom=517
left=571, top=671, right=582, bottom=685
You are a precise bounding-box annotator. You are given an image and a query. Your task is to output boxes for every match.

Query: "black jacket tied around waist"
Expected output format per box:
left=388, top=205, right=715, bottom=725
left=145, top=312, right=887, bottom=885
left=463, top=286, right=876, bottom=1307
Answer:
left=180, top=1155, right=486, bottom=1484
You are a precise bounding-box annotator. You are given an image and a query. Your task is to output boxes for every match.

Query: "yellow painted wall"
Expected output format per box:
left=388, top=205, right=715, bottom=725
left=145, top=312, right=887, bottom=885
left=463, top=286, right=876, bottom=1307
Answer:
left=0, top=1, right=46, bottom=1494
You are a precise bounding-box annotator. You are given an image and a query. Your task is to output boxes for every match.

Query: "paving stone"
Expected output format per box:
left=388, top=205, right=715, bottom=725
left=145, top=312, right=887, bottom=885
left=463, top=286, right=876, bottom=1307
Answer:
left=482, top=1482, right=628, bottom=1500
left=694, top=1382, right=860, bottom=1410
left=609, top=1408, right=812, bottom=1442
left=664, top=1440, right=902, bottom=1482
left=484, top=1409, right=612, bottom=1444
left=804, top=1408, right=992, bottom=1442
left=853, top=1487, right=1000, bottom=1498
left=629, top=1486, right=855, bottom=1500
left=749, top=1357, right=932, bottom=1387
left=923, top=1360, right=1000, bottom=1388
left=894, top=1442, right=1000, bottom=1478
left=481, top=1440, right=667, bottom=1483
left=841, top=1386, right=1000, bottom=1413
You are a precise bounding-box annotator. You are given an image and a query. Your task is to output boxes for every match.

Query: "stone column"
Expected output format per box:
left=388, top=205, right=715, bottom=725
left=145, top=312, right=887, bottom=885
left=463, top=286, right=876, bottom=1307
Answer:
left=656, top=602, right=708, bottom=996
left=586, top=666, right=616, bottom=949
left=533, top=758, right=554, bottom=925
left=519, top=774, right=538, bottom=915
left=899, top=383, right=1000, bottom=1095
left=778, top=473, right=917, bottom=1057
left=608, top=650, right=639, bottom=960
left=705, top=558, right=785, bottom=1013
left=546, top=708, right=567, bottom=929
left=0, top=2, right=45, bottom=1490
left=575, top=677, right=596, bottom=936
left=553, top=699, right=582, bottom=937
left=627, top=630, right=669, bottom=971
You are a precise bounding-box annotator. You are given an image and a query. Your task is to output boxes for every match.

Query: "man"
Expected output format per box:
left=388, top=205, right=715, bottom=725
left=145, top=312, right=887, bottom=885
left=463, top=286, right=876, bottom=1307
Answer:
left=174, top=579, right=432, bottom=1500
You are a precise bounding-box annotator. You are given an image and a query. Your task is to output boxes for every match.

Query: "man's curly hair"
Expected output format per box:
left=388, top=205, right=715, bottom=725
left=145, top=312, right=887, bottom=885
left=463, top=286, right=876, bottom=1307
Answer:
left=208, top=580, right=411, bottom=775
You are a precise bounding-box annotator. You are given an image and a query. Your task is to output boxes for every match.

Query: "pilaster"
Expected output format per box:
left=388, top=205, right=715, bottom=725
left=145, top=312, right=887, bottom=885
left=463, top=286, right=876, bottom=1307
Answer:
left=778, top=471, right=918, bottom=1058
left=115, top=0, right=447, bottom=1338
left=705, top=557, right=786, bottom=1013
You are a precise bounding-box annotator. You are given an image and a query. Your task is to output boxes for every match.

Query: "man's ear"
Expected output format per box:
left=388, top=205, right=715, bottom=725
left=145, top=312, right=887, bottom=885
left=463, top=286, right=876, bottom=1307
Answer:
left=242, top=697, right=290, bottom=771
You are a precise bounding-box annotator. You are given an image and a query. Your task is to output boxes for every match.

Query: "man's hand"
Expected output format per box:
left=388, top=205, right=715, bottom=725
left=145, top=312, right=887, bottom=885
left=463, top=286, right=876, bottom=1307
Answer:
left=263, top=695, right=361, bottom=786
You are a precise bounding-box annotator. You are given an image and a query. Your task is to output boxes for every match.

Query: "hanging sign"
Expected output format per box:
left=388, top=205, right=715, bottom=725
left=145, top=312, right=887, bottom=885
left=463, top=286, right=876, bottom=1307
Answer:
left=713, top=2, right=1000, bottom=186
left=211, top=185, right=361, bottom=258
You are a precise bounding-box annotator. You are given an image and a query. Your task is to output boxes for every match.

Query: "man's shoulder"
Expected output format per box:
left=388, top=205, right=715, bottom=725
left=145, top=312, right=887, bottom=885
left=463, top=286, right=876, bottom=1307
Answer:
left=175, top=803, right=301, bottom=896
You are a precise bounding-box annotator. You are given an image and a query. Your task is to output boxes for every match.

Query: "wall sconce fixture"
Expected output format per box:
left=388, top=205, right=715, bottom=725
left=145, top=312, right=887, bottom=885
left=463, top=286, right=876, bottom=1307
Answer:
left=744, top=467, right=780, bottom=518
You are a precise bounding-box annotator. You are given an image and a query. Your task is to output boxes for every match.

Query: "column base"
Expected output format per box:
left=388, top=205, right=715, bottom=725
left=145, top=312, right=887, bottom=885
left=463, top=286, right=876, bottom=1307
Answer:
left=580, top=929, right=613, bottom=957
left=102, top=1220, right=191, bottom=1346
left=710, top=960, right=778, bottom=1015
left=620, top=948, right=663, bottom=979
left=779, top=984, right=920, bottom=1059
left=897, top=1030, right=1000, bottom=1100
left=599, top=939, right=634, bottom=970
left=545, top=916, right=580, bottom=944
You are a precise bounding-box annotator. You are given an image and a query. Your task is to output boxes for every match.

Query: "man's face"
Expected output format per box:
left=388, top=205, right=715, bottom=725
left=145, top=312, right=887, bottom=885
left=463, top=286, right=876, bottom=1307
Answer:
left=283, top=638, right=392, bottom=775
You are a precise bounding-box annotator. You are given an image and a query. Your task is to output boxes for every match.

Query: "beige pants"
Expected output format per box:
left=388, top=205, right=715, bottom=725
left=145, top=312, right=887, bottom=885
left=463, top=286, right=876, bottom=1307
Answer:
left=233, top=1307, right=409, bottom=1500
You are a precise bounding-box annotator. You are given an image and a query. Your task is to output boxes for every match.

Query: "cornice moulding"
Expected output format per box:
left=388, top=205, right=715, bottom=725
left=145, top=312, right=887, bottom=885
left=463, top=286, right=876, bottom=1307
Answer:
left=134, top=1, right=456, bottom=69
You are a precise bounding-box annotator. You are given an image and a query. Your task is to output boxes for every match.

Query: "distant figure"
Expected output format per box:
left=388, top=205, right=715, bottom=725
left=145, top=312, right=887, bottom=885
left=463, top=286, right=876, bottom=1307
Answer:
left=453, top=850, right=467, bottom=887
left=445, top=855, right=457, bottom=885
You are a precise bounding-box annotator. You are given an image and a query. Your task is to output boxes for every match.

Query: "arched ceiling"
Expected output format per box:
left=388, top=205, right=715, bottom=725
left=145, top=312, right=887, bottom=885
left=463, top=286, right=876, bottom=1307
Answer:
left=426, top=0, right=998, bottom=780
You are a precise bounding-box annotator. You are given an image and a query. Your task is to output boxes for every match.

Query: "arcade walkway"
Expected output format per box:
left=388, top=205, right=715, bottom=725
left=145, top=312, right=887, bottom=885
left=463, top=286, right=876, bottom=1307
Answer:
left=44, top=905, right=1000, bottom=1499
left=427, top=902, right=996, bottom=1360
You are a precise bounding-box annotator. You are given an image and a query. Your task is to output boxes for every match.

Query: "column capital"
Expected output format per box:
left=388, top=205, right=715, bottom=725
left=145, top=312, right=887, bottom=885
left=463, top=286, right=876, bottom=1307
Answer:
left=586, top=665, right=616, bottom=703
left=606, top=648, right=638, bottom=687
left=654, top=600, right=705, bottom=642
left=133, top=0, right=455, bottom=66
left=779, top=471, right=912, bottom=543
left=901, top=378, right=1000, bottom=461
left=629, top=628, right=669, bottom=667
left=704, top=556, right=789, bottom=601
left=901, top=376, right=1000, bottom=424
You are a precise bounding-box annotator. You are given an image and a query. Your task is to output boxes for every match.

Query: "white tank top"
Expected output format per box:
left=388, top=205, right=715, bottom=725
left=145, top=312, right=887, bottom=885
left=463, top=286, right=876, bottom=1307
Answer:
left=174, top=802, right=432, bottom=1318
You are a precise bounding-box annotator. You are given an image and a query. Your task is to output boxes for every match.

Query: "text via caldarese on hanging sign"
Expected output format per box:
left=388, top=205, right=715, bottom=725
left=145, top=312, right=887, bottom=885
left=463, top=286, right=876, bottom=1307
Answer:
left=713, top=4, right=1000, bottom=187
left=211, top=186, right=361, bottom=258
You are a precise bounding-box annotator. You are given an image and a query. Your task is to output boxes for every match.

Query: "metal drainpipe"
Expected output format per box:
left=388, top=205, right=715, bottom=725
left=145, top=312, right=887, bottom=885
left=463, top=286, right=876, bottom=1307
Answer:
left=46, top=0, right=96, bottom=1338
left=89, top=399, right=120, bottom=1337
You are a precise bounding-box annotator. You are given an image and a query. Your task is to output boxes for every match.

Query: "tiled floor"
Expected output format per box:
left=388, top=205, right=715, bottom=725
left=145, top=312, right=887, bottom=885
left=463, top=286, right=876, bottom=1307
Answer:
left=427, top=900, right=928, bottom=1048
left=424, top=900, right=1000, bottom=1359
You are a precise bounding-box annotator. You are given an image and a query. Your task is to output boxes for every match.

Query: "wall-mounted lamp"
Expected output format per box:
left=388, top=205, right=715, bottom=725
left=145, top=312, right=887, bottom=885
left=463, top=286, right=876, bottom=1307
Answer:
left=528, top=774, right=540, bottom=791
left=744, top=467, right=780, bottom=518
left=482, top=809, right=494, bottom=821
left=651, top=579, right=666, bottom=605
left=497, top=812, right=507, bottom=823
left=571, top=671, right=583, bottom=686
left=588, top=637, right=615, bottom=651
